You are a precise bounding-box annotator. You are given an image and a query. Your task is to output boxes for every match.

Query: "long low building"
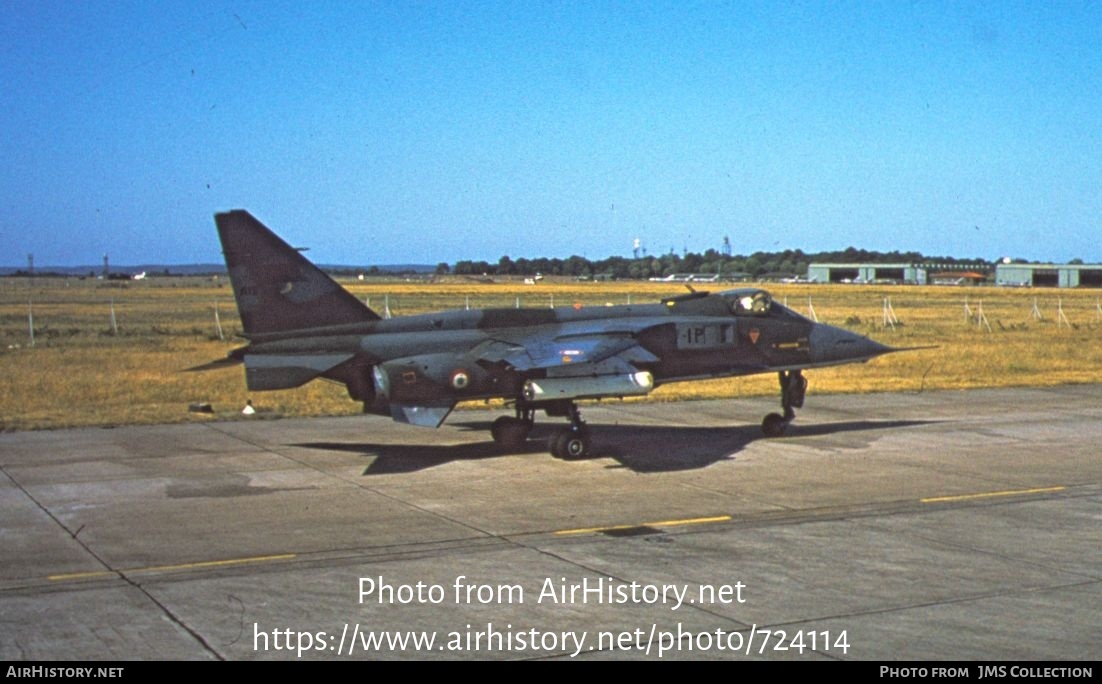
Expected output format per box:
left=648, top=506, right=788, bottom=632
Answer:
left=807, top=262, right=1102, bottom=288
left=994, top=263, right=1102, bottom=288
left=807, top=263, right=928, bottom=285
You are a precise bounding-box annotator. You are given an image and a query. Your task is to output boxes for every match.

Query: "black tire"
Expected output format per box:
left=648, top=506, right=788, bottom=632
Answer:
left=560, top=432, right=588, bottom=459
left=490, top=416, right=510, bottom=444
left=549, top=430, right=569, bottom=458
left=761, top=412, right=788, bottom=438
left=493, top=416, right=530, bottom=449
left=500, top=420, right=530, bottom=450
left=550, top=427, right=590, bottom=459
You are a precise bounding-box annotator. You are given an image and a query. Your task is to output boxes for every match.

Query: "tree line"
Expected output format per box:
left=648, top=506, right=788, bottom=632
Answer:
left=441, top=247, right=990, bottom=280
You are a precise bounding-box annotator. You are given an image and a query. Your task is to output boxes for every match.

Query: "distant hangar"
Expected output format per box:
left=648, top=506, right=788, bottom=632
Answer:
left=807, top=262, right=1102, bottom=288
left=993, top=263, right=1102, bottom=288
left=806, top=263, right=947, bottom=285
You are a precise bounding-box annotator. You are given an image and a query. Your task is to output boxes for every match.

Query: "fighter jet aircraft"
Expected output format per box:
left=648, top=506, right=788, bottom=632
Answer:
left=201, top=210, right=901, bottom=458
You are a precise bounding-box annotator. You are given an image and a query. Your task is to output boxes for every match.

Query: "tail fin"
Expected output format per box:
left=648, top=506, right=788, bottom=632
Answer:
left=215, top=210, right=379, bottom=335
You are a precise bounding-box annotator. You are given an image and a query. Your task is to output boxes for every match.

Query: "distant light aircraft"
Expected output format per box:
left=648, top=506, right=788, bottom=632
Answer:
left=196, top=210, right=906, bottom=458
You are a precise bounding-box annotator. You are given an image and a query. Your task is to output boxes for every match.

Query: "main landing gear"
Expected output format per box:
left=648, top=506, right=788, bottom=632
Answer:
left=761, top=370, right=807, bottom=438
left=490, top=407, right=533, bottom=450
left=489, top=401, right=591, bottom=459
left=547, top=402, right=589, bottom=460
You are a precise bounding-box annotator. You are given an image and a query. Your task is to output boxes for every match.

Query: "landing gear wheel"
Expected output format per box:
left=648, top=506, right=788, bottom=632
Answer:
left=761, top=412, right=788, bottom=438
left=549, top=430, right=567, bottom=458
left=491, top=416, right=531, bottom=450
left=549, top=428, right=589, bottom=459
left=491, top=416, right=507, bottom=442
left=761, top=369, right=806, bottom=437
left=561, top=431, right=588, bottom=459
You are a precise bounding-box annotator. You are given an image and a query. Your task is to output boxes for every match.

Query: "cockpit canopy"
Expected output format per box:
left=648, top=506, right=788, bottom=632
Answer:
left=716, top=288, right=810, bottom=322
left=720, top=288, right=774, bottom=316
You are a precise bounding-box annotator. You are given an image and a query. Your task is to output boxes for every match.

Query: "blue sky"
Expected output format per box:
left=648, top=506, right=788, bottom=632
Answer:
left=2, top=1, right=1100, bottom=266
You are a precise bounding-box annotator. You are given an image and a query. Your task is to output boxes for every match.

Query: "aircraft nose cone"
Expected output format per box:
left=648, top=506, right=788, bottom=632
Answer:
left=809, top=324, right=893, bottom=364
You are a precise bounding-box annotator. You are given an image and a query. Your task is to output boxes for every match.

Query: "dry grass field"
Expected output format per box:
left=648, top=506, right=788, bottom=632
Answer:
left=2, top=276, right=1101, bottom=431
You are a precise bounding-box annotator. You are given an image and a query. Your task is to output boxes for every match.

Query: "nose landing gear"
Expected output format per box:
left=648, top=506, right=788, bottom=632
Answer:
left=761, top=370, right=806, bottom=437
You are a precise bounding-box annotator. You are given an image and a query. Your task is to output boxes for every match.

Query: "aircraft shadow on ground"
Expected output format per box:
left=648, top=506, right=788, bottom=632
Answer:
left=295, top=419, right=937, bottom=475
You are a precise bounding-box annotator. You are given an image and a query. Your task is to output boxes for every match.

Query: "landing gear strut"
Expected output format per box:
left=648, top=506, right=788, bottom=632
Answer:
left=549, top=402, right=589, bottom=459
left=490, top=406, right=533, bottom=450
left=761, top=370, right=807, bottom=438
left=491, top=400, right=590, bottom=458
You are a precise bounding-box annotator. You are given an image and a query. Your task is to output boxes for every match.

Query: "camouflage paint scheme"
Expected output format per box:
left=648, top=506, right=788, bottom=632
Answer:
left=205, top=210, right=897, bottom=458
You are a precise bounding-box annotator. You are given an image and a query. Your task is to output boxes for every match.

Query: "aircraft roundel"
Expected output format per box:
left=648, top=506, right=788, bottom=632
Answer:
left=450, top=369, right=470, bottom=389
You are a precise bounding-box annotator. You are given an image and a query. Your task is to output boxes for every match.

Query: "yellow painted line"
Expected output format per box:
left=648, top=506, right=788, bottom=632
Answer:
left=48, top=553, right=296, bottom=582
left=921, top=486, right=1065, bottom=504
left=555, top=515, right=732, bottom=536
